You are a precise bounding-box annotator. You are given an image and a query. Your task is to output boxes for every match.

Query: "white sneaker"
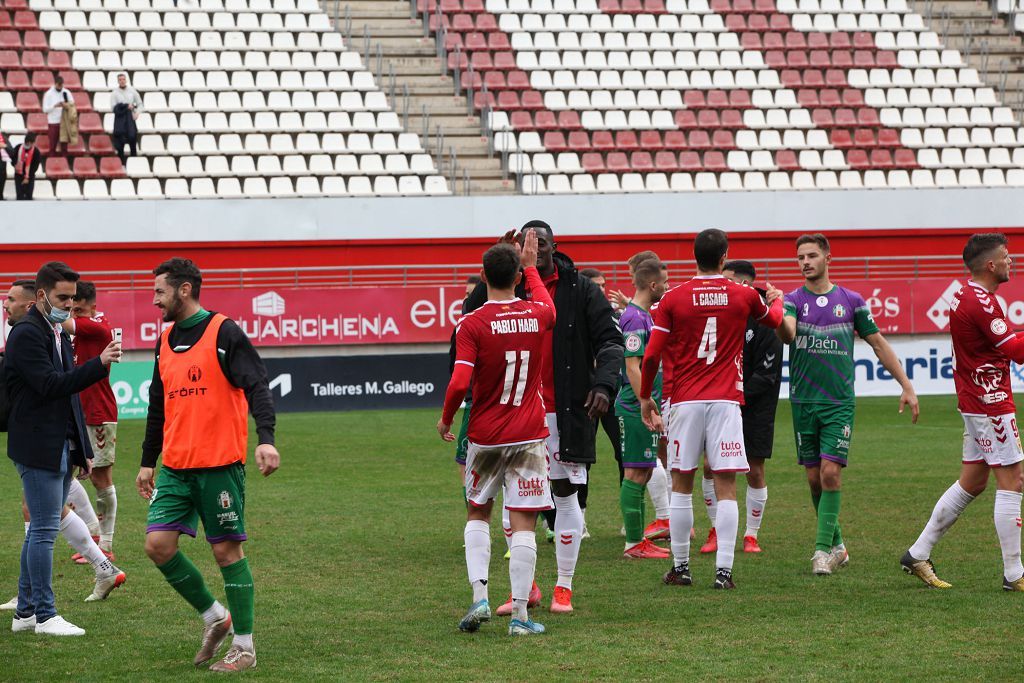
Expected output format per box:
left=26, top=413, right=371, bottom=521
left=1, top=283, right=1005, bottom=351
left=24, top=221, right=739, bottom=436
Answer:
left=35, top=615, right=85, bottom=636
left=581, top=524, right=591, bottom=540
left=11, top=614, right=36, bottom=633
left=1, top=597, right=18, bottom=611
left=831, top=544, right=850, bottom=570
left=85, top=569, right=126, bottom=602
left=812, top=550, right=833, bottom=576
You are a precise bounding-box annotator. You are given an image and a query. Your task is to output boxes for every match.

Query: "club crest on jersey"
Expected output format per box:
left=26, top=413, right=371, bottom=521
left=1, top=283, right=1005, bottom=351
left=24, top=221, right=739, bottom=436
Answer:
left=972, top=363, right=1009, bottom=404
left=991, top=318, right=1008, bottom=336
left=832, top=304, right=846, bottom=318
left=745, top=329, right=754, bottom=342
left=625, top=333, right=642, bottom=353
left=188, top=365, right=203, bottom=382
left=816, top=296, right=828, bottom=308
left=218, top=491, right=232, bottom=509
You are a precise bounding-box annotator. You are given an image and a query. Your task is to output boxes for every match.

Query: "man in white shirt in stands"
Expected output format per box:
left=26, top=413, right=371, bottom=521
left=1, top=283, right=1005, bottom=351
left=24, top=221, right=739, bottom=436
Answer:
left=42, top=76, right=71, bottom=157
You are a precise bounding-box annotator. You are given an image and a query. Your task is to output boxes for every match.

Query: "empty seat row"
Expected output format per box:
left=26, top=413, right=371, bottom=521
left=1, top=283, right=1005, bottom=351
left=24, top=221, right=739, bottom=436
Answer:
left=78, top=69, right=375, bottom=92
left=135, top=129, right=410, bottom=157
left=50, top=28, right=346, bottom=52
left=128, top=153, right=439, bottom=177
left=29, top=174, right=450, bottom=200
left=69, top=48, right=363, bottom=71
left=480, top=0, right=911, bottom=13
left=29, top=0, right=323, bottom=12
left=37, top=10, right=333, bottom=33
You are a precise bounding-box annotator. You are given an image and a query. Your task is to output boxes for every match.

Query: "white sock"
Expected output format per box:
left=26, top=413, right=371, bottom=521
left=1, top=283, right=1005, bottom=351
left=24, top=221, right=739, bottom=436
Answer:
left=232, top=633, right=254, bottom=653
left=553, top=493, right=583, bottom=590
left=201, top=600, right=227, bottom=627
left=502, top=506, right=512, bottom=552
left=715, top=499, right=739, bottom=571
left=95, top=485, right=117, bottom=551
left=745, top=486, right=768, bottom=538
left=59, top=512, right=113, bottom=576
left=702, top=477, right=717, bottom=525
left=908, top=481, right=975, bottom=560
left=66, top=478, right=100, bottom=537
left=509, top=531, right=536, bottom=621
left=647, top=460, right=670, bottom=520
left=24, top=521, right=29, bottom=537
left=669, top=492, right=693, bottom=567
left=464, top=519, right=491, bottom=603
left=994, top=490, right=1024, bottom=582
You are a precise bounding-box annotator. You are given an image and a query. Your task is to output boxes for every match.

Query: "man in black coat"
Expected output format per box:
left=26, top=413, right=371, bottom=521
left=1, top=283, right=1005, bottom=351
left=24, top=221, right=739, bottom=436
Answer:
left=457, top=220, right=623, bottom=614
left=698, top=260, right=785, bottom=557
left=6, top=262, right=121, bottom=636
left=5, top=132, right=43, bottom=201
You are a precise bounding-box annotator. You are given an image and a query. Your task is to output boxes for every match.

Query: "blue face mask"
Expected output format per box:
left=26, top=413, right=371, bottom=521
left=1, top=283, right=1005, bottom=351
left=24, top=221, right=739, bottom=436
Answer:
left=44, top=294, right=70, bottom=325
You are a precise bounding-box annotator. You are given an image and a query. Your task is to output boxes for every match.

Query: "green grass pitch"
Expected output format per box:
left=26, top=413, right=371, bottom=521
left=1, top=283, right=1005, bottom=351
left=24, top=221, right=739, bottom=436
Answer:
left=2, top=395, right=1022, bottom=681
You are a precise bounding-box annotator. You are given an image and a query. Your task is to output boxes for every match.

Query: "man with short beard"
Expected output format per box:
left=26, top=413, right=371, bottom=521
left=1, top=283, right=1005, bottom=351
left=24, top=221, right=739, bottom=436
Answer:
left=136, top=258, right=279, bottom=672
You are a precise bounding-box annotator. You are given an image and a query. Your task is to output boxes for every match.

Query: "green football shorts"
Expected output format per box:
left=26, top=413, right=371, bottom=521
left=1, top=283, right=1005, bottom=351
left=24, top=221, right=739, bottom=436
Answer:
left=619, top=413, right=660, bottom=469
left=146, top=463, right=247, bottom=544
left=791, top=402, right=855, bottom=468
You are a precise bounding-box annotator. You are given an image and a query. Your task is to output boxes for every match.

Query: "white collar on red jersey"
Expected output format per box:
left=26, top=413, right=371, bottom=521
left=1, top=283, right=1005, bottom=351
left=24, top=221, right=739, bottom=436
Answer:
left=482, top=298, right=521, bottom=305
left=693, top=274, right=725, bottom=280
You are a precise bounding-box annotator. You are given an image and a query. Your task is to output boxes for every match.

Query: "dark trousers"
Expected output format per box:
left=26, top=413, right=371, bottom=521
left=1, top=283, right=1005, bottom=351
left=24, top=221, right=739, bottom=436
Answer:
left=47, top=124, right=62, bottom=155
left=113, top=134, right=137, bottom=164
left=0, top=162, right=6, bottom=199
left=15, top=177, right=34, bottom=200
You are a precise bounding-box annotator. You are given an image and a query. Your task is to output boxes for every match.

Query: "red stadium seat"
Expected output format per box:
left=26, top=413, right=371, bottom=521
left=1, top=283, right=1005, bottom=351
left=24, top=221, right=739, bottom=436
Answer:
left=781, top=70, right=802, bottom=88
left=452, top=14, right=474, bottom=32
left=711, top=130, right=735, bottom=149
left=768, top=14, right=790, bottom=30
left=830, top=32, right=852, bottom=49
left=606, top=152, right=630, bottom=173
left=674, top=110, right=697, bottom=129
left=581, top=152, right=605, bottom=173
left=812, top=109, right=834, bottom=128
left=567, top=131, right=590, bottom=150
left=0, top=30, right=20, bottom=49
left=639, top=130, right=662, bottom=150
left=847, top=149, right=870, bottom=170
left=741, top=33, right=762, bottom=50
left=615, top=131, right=639, bottom=152
left=785, top=32, right=807, bottom=50
left=462, top=31, right=485, bottom=49
left=493, top=52, right=516, bottom=70
left=876, top=51, right=899, bottom=68
left=592, top=131, right=615, bottom=151
left=706, top=90, right=729, bottom=109
left=852, top=32, right=874, bottom=49
left=726, top=15, right=747, bottom=32
left=764, top=50, right=786, bottom=68
left=543, top=131, right=567, bottom=152
left=487, top=32, right=509, bottom=50
left=15, top=91, right=39, bottom=112
left=0, top=49, right=16, bottom=69
left=462, top=0, right=485, bottom=13
left=853, top=51, right=874, bottom=68
left=678, top=151, right=701, bottom=172
left=557, top=111, right=581, bottom=130
left=31, top=70, right=54, bottom=90
left=720, top=110, right=743, bottom=129
left=644, top=0, right=666, bottom=11
left=13, top=10, right=37, bottom=30
left=893, top=149, right=918, bottom=169
left=688, top=130, right=711, bottom=150
left=534, top=111, right=557, bottom=130
left=73, top=156, right=99, bottom=179
left=99, top=156, right=125, bottom=178
left=870, top=149, right=893, bottom=169
left=877, top=129, right=899, bottom=147
left=654, top=151, right=678, bottom=171
left=663, top=130, right=687, bottom=150
left=475, top=14, right=497, bottom=32
left=506, top=70, right=529, bottom=90
left=807, top=33, right=829, bottom=50
left=494, top=91, right=518, bottom=109
left=763, top=33, right=784, bottom=50
left=819, top=89, right=841, bottom=108
left=599, top=0, right=621, bottom=11
left=23, top=30, right=46, bottom=50
left=20, top=50, right=44, bottom=70
left=444, top=33, right=462, bottom=49
left=684, top=91, right=706, bottom=108
left=520, top=91, right=543, bottom=110
left=5, top=69, right=29, bottom=90
left=853, top=129, right=876, bottom=147
left=857, top=108, right=880, bottom=126
left=703, top=151, right=728, bottom=172
left=483, top=71, right=505, bottom=90
left=0, top=11, right=9, bottom=29
left=697, top=109, right=720, bottom=128
left=787, top=51, right=809, bottom=69
left=621, top=0, right=644, bottom=12
left=798, top=90, right=820, bottom=108
left=825, top=69, right=847, bottom=87
left=27, top=112, right=47, bottom=132
left=775, top=150, right=800, bottom=171
left=843, top=89, right=865, bottom=107
left=834, top=109, right=857, bottom=127
left=802, top=70, right=825, bottom=88
left=469, top=51, right=492, bottom=70
left=89, top=135, right=114, bottom=154
left=831, top=129, right=853, bottom=148
left=45, top=156, right=72, bottom=179
left=833, top=51, right=854, bottom=69
left=509, top=111, right=533, bottom=130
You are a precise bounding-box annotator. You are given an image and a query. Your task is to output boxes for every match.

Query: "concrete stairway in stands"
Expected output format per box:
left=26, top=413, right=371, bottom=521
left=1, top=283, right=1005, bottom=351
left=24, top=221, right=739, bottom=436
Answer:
left=321, top=0, right=515, bottom=194
left=924, top=0, right=1024, bottom=112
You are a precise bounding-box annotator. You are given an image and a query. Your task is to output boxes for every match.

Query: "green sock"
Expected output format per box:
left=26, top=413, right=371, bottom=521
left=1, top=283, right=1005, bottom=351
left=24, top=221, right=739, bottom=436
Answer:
left=815, top=490, right=841, bottom=552
left=620, top=479, right=646, bottom=544
left=157, top=551, right=216, bottom=614
left=221, top=558, right=255, bottom=636
left=811, top=491, right=844, bottom=547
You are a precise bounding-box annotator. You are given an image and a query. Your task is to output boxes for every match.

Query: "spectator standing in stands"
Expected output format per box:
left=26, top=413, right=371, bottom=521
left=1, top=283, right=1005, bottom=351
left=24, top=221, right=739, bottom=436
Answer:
left=6, top=133, right=42, bottom=200
left=42, top=76, right=71, bottom=157
left=110, top=74, right=142, bottom=165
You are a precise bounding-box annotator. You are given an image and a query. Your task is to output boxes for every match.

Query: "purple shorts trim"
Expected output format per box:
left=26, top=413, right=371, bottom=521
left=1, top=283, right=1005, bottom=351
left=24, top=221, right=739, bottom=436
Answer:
left=206, top=533, right=248, bottom=545
left=622, top=462, right=656, bottom=469
left=820, top=453, right=848, bottom=467
left=147, top=523, right=197, bottom=538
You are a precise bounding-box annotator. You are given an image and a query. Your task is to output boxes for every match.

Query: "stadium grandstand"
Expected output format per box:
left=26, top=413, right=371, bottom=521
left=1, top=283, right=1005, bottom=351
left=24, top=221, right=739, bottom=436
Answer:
left=0, top=0, right=1022, bottom=198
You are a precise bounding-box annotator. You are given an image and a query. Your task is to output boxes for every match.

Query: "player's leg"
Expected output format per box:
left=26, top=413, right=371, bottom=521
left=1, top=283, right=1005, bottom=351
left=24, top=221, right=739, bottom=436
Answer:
left=578, top=464, right=590, bottom=539
left=816, top=403, right=854, bottom=571
left=455, top=404, right=471, bottom=502
left=620, top=414, right=667, bottom=558
left=4, top=499, right=33, bottom=610
left=744, top=459, right=767, bottom=553
left=742, top=397, right=773, bottom=553
left=145, top=468, right=229, bottom=667
left=505, top=440, right=550, bottom=635
left=706, top=402, right=748, bottom=589
left=602, top=405, right=624, bottom=485
left=57, top=506, right=126, bottom=602
left=458, top=443, right=500, bottom=632
left=88, top=424, right=118, bottom=555
left=700, top=461, right=718, bottom=553
left=663, top=403, right=702, bottom=586
left=643, top=446, right=671, bottom=541
left=545, top=414, right=585, bottom=612
left=993, top=462, right=1024, bottom=590
left=65, top=478, right=100, bottom=563
left=196, top=465, right=259, bottom=672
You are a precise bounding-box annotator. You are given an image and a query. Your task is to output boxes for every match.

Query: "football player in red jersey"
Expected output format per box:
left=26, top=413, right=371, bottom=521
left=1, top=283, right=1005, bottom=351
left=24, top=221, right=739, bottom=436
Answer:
left=439, top=229, right=556, bottom=636
left=903, top=233, right=1024, bottom=590
left=640, top=229, right=783, bottom=589
left=64, top=281, right=120, bottom=558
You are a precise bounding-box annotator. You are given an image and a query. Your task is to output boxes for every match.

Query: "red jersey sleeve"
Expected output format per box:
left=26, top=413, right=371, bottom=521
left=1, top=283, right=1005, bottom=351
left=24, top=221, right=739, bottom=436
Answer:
left=523, top=266, right=556, bottom=330
left=972, top=294, right=1016, bottom=350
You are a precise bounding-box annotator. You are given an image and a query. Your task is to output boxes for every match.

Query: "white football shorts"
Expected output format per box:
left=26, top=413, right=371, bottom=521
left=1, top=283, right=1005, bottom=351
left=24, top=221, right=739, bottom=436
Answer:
left=961, top=413, right=1024, bottom=468
left=465, top=439, right=552, bottom=511
left=667, top=401, right=749, bottom=474
left=545, top=413, right=588, bottom=484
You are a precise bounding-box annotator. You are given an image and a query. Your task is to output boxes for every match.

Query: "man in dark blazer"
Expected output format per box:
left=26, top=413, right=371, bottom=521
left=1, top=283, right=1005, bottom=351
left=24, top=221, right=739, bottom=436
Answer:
left=5, top=262, right=121, bottom=636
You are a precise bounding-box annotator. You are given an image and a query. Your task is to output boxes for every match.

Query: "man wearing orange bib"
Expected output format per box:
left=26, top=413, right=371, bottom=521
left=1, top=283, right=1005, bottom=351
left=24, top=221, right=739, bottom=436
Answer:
left=136, top=258, right=280, bottom=673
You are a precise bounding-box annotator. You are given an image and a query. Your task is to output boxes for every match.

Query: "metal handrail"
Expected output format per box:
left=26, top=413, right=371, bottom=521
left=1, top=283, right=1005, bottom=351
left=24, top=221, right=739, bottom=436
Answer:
left=0, top=255, right=984, bottom=292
